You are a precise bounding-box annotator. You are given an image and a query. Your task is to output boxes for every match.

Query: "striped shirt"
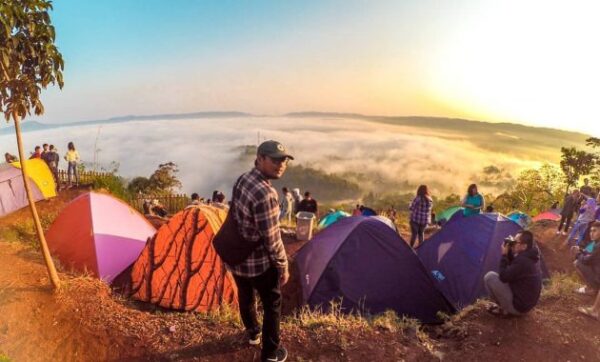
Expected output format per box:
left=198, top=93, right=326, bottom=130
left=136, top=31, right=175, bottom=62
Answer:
left=228, top=167, right=288, bottom=278
left=409, top=196, right=433, bottom=225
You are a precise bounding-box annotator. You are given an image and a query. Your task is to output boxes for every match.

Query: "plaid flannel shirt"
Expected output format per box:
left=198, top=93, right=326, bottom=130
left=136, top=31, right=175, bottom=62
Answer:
left=229, top=167, right=288, bottom=278
left=409, top=196, right=433, bottom=225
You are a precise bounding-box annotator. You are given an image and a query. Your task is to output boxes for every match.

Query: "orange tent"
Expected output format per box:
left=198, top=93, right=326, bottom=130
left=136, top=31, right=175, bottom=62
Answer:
left=130, top=205, right=237, bottom=312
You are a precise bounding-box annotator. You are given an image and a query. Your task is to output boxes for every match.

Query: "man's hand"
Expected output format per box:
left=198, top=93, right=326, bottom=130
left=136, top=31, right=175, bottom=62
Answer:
left=279, top=267, right=290, bottom=286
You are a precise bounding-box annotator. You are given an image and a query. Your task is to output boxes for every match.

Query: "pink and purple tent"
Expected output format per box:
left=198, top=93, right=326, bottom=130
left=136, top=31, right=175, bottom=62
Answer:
left=46, top=192, right=156, bottom=283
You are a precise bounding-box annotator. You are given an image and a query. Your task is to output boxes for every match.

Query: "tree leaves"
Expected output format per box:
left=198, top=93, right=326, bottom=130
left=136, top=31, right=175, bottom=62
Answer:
left=0, top=0, right=64, bottom=122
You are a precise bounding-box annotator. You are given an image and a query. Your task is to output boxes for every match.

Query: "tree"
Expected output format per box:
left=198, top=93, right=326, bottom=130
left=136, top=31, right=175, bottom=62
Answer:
left=1, top=0, right=64, bottom=289
left=148, top=162, right=181, bottom=195
left=559, top=147, right=597, bottom=194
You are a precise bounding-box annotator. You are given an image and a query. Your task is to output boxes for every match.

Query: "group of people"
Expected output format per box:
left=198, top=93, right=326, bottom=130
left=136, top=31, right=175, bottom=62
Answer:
left=557, top=179, right=600, bottom=247
left=278, top=187, right=318, bottom=224
left=4, top=141, right=81, bottom=190
left=407, top=183, right=485, bottom=248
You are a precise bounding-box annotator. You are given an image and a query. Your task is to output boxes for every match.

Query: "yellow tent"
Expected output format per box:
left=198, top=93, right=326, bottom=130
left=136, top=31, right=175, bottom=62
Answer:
left=11, top=159, right=57, bottom=198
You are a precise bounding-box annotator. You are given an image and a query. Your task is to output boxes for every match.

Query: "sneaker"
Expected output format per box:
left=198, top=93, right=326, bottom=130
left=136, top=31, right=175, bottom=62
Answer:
left=264, top=347, right=288, bottom=362
left=561, top=231, right=567, bottom=236
left=555, top=230, right=561, bottom=235
left=247, top=330, right=261, bottom=346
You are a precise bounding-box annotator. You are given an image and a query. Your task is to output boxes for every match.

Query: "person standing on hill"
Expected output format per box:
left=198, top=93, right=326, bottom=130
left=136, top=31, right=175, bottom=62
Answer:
left=291, top=188, right=302, bottom=214
left=40, top=143, right=49, bottom=158
left=461, top=184, right=485, bottom=217
left=29, top=145, right=42, bottom=159
left=279, top=187, right=293, bottom=224
left=580, top=178, right=594, bottom=197
left=226, top=140, right=292, bottom=362
left=409, top=185, right=433, bottom=248
left=42, top=145, right=60, bottom=191
left=557, top=190, right=581, bottom=235
left=567, top=195, right=597, bottom=246
left=298, top=191, right=318, bottom=216
left=64, top=141, right=80, bottom=187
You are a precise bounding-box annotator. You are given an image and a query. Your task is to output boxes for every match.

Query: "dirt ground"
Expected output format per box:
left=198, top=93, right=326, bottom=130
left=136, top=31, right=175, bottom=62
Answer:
left=1, top=193, right=599, bottom=361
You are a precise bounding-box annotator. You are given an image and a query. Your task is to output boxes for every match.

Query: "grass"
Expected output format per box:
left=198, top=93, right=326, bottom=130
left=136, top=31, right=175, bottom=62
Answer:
left=541, top=272, right=581, bottom=299
left=0, top=353, right=11, bottom=362
left=288, top=300, right=420, bottom=335
left=0, top=211, right=59, bottom=247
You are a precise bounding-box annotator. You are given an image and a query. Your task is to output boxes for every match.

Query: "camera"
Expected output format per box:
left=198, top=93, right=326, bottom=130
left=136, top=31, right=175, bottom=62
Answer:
left=503, top=235, right=517, bottom=247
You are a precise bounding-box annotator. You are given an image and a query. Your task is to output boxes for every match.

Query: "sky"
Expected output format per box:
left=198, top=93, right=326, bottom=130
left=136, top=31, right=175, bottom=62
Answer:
left=14, top=0, right=600, bottom=135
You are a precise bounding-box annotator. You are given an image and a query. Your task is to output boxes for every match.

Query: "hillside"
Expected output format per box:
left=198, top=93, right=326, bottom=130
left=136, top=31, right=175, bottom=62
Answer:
left=1, top=192, right=599, bottom=361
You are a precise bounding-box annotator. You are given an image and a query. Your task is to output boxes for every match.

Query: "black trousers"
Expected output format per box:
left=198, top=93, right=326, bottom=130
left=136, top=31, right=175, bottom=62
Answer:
left=410, top=221, right=426, bottom=247
left=233, top=267, right=282, bottom=361
left=558, top=214, right=573, bottom=232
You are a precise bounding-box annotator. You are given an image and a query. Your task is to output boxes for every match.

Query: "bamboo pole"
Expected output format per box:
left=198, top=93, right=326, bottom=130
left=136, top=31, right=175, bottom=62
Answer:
left=13, top=115, right=61, bottom=289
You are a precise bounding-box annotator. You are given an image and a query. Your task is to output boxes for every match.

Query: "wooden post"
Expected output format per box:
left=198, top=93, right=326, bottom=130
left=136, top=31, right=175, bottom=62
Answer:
left=13, top=115, right=61, bottom=289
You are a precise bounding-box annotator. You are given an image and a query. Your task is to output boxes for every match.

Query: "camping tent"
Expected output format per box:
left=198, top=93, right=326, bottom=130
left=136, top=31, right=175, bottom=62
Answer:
left=0, top=159, right=56, bottom=217
left=46, top=192, right=155, bottom=283
left=318, top=210, right=350, bottom=229
left=437, top=206, right=463, bottom=224
left=416, top=213, right=525, bottom=309
left=295, top=216, right=454, bottom=323
left=361, top=207, right=377, bottom=216
left=532, top=210, right=561, bottom=222
left=130, top=205, right=238, bottom=312
left=507, top=211, right=532, bottom=228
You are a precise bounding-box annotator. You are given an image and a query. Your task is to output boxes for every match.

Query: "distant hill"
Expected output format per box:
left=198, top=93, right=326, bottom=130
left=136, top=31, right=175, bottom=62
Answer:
left=286, top=112, right=591, bottom=162
left=0, top=111, right=252, bottom=135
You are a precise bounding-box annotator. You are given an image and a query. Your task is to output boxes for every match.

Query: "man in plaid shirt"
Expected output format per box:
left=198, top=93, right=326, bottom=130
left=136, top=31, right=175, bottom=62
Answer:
left=228, top=140, right=292, bottom=362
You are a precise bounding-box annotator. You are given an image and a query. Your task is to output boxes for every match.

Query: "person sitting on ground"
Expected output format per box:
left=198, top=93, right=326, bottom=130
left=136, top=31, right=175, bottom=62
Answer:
left=462, top=184, right=485, bottom=217
left=29, top=145, right=42, bottom=159
left=352, top=204, right=362, bottom=217
left=551, top=201, right=560, bottom=211
left=151, top=199, right=168, bottom=218
left=297, top=191, right=318, bottom=215
left=186, top=193, right=201, bottom=208
left=4, top=152, right=18, bottom=163
left=408, top=185, right=433, bottom=248
left=485, top=205, right=495, bottom=213
left=573, top=221, right=600, bottom=296
left=483, top=230, right=542, bottom=317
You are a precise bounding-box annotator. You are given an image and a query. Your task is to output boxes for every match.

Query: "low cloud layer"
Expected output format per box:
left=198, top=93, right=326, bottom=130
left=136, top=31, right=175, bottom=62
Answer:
left=0, top=116, right=542, bottom=198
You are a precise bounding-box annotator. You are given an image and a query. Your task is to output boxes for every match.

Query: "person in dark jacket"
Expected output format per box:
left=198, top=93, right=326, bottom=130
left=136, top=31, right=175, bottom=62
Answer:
left=574, top=221, right=600, bottom=295
left=297, top=191, right=318, bottom=215
left=557, top=189, right=581, bottom=235
left=483, top=230, right=542, bottom=316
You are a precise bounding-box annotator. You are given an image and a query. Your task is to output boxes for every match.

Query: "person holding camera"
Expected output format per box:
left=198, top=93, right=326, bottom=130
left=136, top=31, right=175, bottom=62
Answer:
left=483, top=230, right=542, bottom=316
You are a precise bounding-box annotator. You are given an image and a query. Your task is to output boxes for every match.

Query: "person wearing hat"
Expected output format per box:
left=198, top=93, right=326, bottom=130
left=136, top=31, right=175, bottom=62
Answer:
left=227, top=140, right=293, bottom=362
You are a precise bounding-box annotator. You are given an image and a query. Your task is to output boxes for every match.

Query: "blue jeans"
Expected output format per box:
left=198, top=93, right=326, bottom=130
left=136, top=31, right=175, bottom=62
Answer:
left=568, top=220, right=589, bottom=246
left=67, top=161, right=79, bottom=185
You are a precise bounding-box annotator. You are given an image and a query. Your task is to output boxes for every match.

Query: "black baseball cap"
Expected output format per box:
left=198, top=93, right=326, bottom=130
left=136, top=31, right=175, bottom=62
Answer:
left=257, top=140, right=294, bottom=160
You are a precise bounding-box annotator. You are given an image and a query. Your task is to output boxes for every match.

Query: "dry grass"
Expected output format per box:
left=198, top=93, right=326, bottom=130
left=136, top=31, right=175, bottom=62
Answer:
left=0, top=353, right=11, bottom=362
left=541, top=272, right=581, bottom=299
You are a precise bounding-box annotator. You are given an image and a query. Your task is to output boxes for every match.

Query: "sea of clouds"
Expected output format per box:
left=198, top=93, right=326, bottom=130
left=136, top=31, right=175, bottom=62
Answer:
left=0, top=116, right=541, bottom=198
